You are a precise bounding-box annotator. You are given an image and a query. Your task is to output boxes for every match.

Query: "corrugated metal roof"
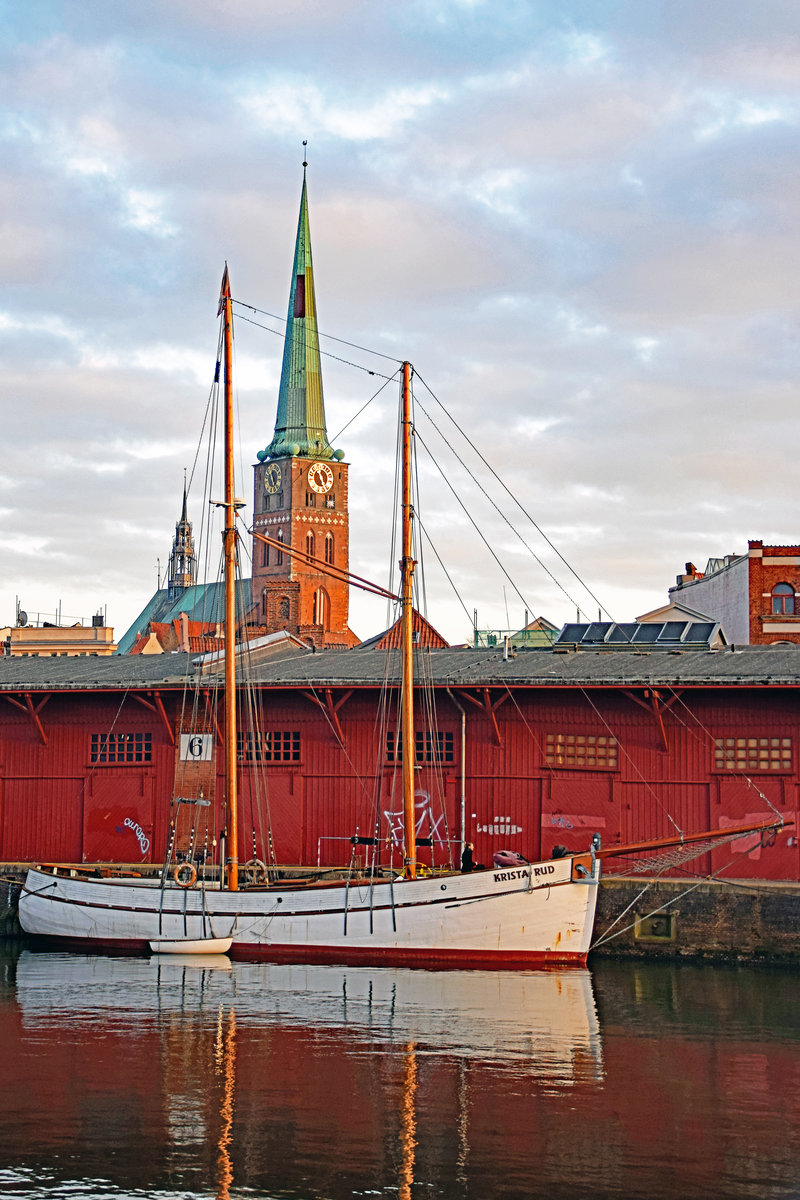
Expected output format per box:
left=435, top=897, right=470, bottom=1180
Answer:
left=3, top=643, right=800, bottom=691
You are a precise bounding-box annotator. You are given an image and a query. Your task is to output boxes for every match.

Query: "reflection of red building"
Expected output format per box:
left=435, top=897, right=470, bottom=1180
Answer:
left=670, top=541, right=800, bottom=644
left=3, top=954, right=799, bottom=1198
left=0, top=639, right=799, bottom=880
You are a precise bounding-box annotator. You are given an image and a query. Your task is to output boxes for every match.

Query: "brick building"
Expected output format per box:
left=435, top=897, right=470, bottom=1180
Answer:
left=669, top=541, right=800, bottom=644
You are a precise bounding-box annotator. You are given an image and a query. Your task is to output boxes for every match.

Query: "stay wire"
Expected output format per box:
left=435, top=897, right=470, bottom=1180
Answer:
left=187, top=320, right=225, bottom=499
left=413, top=394, right=584, bottom=619
left=416, top=513, right=475, bottom=629
left=233, top=298, right=403, bottom=365
left=414, top=426, right=536, bottom=619
left=591, top=855, right=741, bottom=951
left=414, top=369, right=617, bottom=624
left=409, top=387, right=451, bottom=866
left=233, top=308, right=397, bottom=381
left=660, top=688, right=784, bottom=822
left=329, top=369, right=401, bottom=445
left=578, top=686, right=683, bottom=836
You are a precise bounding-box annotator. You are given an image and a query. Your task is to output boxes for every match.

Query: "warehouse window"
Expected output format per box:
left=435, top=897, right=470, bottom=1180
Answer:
left=545, top=732, right=618, bottom=770
left=91, top=732, right=152, bottom=764
left=772, top=583, right=795, bottom=614
left=714, top=737, right=792, bottom=772
left=238, top=731, right=300, bottom=763
left=386, top=730, right=454, bottom=764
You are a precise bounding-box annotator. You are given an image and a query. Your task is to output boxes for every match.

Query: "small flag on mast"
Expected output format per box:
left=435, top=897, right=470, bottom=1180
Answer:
left=217, top=263, right=231, bottom=316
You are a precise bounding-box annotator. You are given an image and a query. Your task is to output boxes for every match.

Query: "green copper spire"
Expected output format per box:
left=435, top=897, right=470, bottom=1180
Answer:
left=265, top=172, right=334, bottom=460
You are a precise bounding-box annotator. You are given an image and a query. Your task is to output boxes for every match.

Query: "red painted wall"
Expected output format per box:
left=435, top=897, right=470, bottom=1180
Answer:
left=0, top=682, right=797, bottom=880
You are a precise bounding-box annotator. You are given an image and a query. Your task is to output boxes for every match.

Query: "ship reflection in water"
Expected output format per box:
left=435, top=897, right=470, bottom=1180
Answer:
left=1, top=947, right=799, bottom=1199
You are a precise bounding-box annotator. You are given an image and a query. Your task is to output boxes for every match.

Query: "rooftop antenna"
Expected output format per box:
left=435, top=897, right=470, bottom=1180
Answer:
left=302, top=139, right=308, bottom=172
left=157, top=557, right=161, bottom=590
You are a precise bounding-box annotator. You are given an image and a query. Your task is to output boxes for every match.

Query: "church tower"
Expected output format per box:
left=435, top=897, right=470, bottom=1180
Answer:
left=251, top=171, right=359, bottom=648
left=167, top=475, right=196, bottom=599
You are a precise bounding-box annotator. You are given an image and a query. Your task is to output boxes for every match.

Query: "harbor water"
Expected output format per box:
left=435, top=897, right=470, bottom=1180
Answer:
left=1, top=942, right=799, bottom=1199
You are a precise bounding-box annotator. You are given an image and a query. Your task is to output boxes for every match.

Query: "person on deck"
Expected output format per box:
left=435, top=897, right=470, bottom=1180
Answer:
left=461, top=843, right=475, bottom=873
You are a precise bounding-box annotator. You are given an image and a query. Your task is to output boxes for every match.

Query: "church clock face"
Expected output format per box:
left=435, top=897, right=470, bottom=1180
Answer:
left=307, top=462, right=333, bottom=494
left=264, top=463, right=282, bottom=493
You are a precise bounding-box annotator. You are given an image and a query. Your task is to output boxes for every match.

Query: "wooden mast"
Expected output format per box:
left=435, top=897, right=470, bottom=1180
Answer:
left=220, top=265, right=239, bottom=891
left=400, top=361, right=417, bottom=879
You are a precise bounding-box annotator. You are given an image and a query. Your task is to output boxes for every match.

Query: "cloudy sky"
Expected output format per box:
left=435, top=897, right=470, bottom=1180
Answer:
left=3, top=0, right=799, bottom=644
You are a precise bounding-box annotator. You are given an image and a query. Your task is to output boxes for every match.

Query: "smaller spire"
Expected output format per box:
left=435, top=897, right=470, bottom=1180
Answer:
left=167, top=477, right=196, bottom=597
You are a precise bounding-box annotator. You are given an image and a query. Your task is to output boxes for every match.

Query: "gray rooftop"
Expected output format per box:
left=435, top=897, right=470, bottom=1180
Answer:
left=2, top=643, right=800, bottom=692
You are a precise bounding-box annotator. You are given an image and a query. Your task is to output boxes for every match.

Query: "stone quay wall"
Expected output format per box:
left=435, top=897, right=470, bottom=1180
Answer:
left=593, top=875, right=800, bottom=962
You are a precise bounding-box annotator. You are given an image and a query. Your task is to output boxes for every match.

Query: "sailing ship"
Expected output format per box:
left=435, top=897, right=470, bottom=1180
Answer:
left=17, top=263, right=607, bottom=966
left=17, top=186, right=789, bottom=964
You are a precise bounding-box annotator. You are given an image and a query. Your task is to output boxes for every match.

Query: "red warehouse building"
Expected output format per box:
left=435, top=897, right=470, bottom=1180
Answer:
left=0, top=631, right=798, bottom=882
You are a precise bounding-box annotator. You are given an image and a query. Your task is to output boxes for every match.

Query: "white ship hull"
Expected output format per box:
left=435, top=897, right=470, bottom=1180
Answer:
left=19, top=854, right=599, bottom=967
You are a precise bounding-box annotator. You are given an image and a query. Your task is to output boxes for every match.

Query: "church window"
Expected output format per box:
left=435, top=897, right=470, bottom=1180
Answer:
left=772, top=583, right=795, bottom=614
left=325, top=532, right=334, bottom=564
left=313, top=587, right=329, bottom=629
left=325, top=495, right=335, bottom=509
left=306, top=531, right=315, bottom=560
left=306, top=491, right=316, bottom=507
left=261, top=589, right=267, bottom=617
left=276, top=530, right=284, bottom=566
left=278, top=597, right=290, bottom=621
left=262, top=540, right=269, bottom=567
left=91, top=732, right=152, bottom=765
